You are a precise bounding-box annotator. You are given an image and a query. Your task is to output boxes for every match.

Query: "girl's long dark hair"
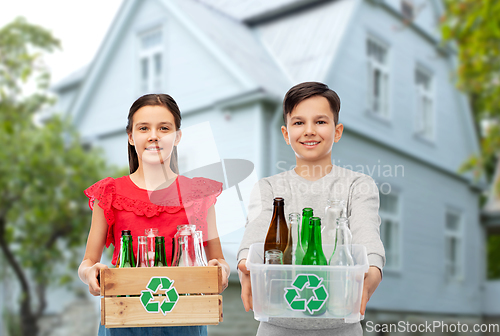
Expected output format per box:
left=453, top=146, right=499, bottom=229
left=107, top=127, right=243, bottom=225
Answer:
left=126, top=94, right=182, bottom=174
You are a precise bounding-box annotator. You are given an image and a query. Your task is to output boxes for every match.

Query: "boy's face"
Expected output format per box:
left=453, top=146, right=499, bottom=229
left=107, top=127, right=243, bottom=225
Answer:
left=281, top=95, right=343, bottom=163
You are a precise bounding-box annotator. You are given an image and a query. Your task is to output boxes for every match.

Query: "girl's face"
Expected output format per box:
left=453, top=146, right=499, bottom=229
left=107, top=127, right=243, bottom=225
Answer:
left=281, top=95, right=343, bottom=163
left=128, top=105, right=181, bottom=167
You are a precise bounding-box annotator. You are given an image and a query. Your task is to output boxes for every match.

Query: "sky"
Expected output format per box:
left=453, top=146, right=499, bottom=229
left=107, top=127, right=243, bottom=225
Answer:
left=0, top=0, right=123, bottom=85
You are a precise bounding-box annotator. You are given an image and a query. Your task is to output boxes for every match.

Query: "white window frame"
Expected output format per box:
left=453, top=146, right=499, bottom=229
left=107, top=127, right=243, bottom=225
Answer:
left=414, top=66, right=434, bottom=141
left=367, top=36, right=390, bottom=119
left=138, top=27, right=164, bottom=94
left=379, top=191, right=401, bottom=271
left=444, top=209, right=463, bottom=282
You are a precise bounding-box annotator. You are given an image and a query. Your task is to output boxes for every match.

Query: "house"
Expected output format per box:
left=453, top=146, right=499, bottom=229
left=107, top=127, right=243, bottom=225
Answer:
left=47, top=0, right=495, bottom=334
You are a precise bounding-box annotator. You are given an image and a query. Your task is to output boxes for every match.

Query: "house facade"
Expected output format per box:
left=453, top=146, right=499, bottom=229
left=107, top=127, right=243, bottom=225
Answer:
left=44, top=0, right=497, bottom=334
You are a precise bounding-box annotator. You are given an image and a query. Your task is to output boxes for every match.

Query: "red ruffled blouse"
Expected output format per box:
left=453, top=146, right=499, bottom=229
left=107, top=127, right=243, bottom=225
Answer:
left=84, top=175, right=223, bottom=266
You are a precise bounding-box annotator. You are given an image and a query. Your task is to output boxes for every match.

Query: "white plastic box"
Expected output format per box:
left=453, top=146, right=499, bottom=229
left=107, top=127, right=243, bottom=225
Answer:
left=246, top=243, right=369, bottom=323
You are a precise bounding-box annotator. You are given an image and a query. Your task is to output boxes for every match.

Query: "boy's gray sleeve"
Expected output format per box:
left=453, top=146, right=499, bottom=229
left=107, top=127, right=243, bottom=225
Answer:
left=348, top=176, right=386, bottom=271
left=237, top=179, right=273, bottom=263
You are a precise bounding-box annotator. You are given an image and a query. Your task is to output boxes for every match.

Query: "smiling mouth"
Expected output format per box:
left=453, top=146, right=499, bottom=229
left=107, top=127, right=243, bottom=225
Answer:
left=300, top=141, right=320, bottom=146
left=145, top=147, right=163, bottom=151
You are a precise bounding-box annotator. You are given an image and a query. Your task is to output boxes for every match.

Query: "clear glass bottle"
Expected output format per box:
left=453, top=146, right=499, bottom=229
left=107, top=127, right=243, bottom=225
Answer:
left=329, top=218, right=353, bottom=266
left=265, top=249, right=283, bottom=265
left=136, top=236, right=149, bottom=267
left=328, top=217, right=354, bottom=317
left=284, top=213, right=302, bottom=265
left=194, top=230, right=208, bottom=266
left=172, top=225, right=204, bottom=267
left=264, top=249, right=284, bottom=316
left=323, top=200, right=346, bottom=247
left=145, top=228, right=158, bottom=267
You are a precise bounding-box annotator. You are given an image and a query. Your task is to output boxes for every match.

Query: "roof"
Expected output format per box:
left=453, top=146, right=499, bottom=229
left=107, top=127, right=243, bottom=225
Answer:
left=196, top=0, right=327, bottom=22
left=255, top=0, right=357, bottom=83
left=169, top=0, right=291, bottom=98
left=50, top=65, right=89, bottom=92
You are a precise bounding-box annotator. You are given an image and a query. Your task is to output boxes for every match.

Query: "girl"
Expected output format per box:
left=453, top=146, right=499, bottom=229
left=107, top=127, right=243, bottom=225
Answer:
left=78, top=94, right=230, bottom=336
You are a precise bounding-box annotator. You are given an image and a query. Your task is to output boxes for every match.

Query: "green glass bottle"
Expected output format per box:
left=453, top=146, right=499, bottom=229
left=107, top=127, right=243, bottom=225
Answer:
left=154, top=236, right=168, bottom=267
left=300, top=208, right=313, bottom=256
left=301, top=217, right=328, bottom=316
left=119, top=232, right=136, bottom=268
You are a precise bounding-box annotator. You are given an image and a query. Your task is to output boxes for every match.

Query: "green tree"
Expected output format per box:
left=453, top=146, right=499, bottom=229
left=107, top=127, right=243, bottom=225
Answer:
left=441, top=0, right=500, bottom=279
left=0, top=18, right=109, bottom=335
left=441, top=0, right=500, bottom=187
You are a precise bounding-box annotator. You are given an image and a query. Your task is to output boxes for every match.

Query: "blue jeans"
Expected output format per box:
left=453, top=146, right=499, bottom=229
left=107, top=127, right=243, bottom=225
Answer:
left=98, top=324, right=207, bottom=336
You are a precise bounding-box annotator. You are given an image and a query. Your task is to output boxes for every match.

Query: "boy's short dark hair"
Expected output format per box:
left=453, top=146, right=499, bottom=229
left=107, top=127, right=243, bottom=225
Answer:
left=283, top=82, right=341, bottom=125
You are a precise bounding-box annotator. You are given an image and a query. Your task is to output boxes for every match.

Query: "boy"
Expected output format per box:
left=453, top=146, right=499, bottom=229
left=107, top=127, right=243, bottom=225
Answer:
left=237, top=82, right=385, bottom=336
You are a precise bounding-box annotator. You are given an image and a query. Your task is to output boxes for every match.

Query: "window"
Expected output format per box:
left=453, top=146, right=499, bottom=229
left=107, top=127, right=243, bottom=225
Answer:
left=139, top=29, right=163, bottom=93
left=445, top=211, right=462, bottom=281
left=379, top=192, right=400, bottom=269
left=415, top=68, right=433, bottom=140
left=367, top=38, right=390, bottom=118
left=401, top=0, right=414, bottom=21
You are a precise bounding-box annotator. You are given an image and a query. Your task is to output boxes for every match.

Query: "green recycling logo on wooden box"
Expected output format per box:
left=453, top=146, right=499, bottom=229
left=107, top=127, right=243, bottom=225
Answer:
left=140, top=277, right=179, bottom=315
left=284, top=273, right=329, bottom=314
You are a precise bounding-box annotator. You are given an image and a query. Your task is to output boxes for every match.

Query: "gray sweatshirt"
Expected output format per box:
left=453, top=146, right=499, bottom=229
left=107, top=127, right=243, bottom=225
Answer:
left=237, top=165, right=385, bottom=333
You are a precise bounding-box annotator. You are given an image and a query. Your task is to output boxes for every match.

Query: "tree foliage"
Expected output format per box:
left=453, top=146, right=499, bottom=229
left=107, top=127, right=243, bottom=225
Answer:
left=0, top=18, right=109, bottom=335
left=441, top=0, right=500, bottom=185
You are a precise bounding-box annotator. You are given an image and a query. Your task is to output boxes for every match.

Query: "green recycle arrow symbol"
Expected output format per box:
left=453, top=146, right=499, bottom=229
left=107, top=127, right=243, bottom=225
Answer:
left=140, top=276, right=179, bottom=315
left=284, top=273, right=329, bottom=313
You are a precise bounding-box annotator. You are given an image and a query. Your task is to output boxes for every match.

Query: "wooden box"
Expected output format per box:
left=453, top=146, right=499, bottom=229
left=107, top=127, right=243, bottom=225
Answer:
left=100, top=266, right=223, bottom=328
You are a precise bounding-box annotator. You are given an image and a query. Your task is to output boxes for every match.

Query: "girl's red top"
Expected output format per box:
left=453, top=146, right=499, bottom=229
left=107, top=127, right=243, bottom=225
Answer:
left=84, top=175, right=223, bottom=266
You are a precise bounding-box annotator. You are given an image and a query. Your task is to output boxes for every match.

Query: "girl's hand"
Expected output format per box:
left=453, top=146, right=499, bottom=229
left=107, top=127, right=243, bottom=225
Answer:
left=86, top=263, right=108, bottom=296
left=208, top=259, right=229, bottom=292
left=360, top=266, right=382, bottom=315
left=237, top=259, right=252, bottom=312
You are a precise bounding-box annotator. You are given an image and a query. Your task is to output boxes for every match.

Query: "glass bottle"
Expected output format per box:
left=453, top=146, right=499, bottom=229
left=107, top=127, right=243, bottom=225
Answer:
left=145, top=228, right=158, bottom=267
left=172, top=225, right=203, bottom=267
left=264, top=198, right=288, bottom=264
left=323, top=200, right=346, bottom=247
left=283, top=215, right=293, bottom=265
left=301, top=217, right=328, bottom=316
left=329, top=217, right=354, bottom=317
left=136, top=236, right=149, bottom=267
left=119, top=232, right=136, bottom=268
left=284, top=213, right=302, bottom=265
left=265, top=249, right=283, bottom=265
left=116, top=230, right=131, bottom=268
left=194, top=230, right=208, bottom=267
left=329, top=217, right=353, bottom=266
left=264, top=250, right=284, bottom=316
left=154, top=236, right=168, bottom=267
left=300, top=208, right=313, bottom=257
left=302, top=217, right=328, bottom=266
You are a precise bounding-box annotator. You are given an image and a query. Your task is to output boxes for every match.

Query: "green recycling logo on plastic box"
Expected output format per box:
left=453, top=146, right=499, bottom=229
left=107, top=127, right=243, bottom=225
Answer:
left=140, top=277, right=179, bottom=315
left=284, top=274, right=328, bottom=314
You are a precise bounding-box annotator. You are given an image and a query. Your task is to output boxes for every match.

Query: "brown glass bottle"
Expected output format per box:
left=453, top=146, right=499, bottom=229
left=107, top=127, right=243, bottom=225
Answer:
left=264, top=197, right=289, bottom=264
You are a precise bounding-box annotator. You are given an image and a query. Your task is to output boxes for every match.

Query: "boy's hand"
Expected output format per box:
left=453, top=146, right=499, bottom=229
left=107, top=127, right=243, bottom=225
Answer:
left=208, top=259, right=229, bottom=292
left=86, top=263, right=108, bottom=296
left=238, top=259, right=253, bottom=312
left=360, top=266, right=382, bottom=315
